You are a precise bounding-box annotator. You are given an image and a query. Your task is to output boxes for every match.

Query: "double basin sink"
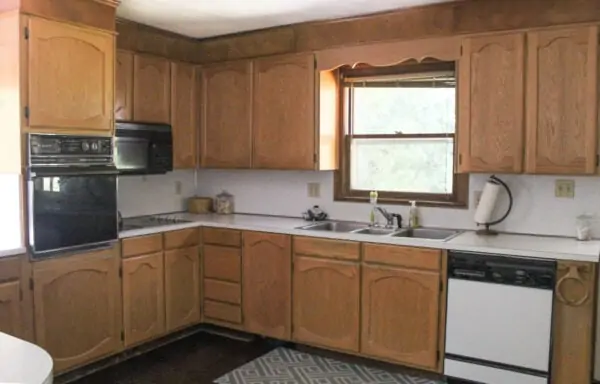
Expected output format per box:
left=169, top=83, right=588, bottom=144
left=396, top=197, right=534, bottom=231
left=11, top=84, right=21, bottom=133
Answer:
left=297, top=221, right=460, bottom=241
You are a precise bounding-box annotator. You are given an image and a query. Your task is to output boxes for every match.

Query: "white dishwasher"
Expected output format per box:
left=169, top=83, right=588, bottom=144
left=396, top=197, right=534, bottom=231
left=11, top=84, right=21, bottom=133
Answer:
left=444, top=252, right=556, bottom=384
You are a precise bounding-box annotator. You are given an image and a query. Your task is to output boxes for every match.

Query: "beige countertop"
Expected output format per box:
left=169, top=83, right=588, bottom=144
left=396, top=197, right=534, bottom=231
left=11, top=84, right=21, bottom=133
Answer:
left=119, top=213, right=600, bottom=263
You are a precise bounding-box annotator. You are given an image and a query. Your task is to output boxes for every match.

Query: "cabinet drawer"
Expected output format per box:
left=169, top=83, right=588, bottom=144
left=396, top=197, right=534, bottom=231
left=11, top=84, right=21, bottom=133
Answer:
left=294, top=236, right=360, bottom=261
left=203, top=245, right=241, bottom=282
left=203, top=227, right=241, bottom=247
left=122, top=234, right=163, bottom=258
left=204, top=279, right=241, bottom=304
left=164, top=228, right=199, bottom=249
left=363, top=244, right=441, bottom=271
left=204, top=300, right=242, bottom=324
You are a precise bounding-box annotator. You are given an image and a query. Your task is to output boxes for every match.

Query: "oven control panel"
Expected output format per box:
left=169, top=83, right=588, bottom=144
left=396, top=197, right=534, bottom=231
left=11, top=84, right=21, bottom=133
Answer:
left=29, top=134, right=113, bottom=166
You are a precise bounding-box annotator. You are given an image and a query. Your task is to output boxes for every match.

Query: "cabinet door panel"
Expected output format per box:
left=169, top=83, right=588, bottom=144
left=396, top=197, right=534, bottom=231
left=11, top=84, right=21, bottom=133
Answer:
left=171, top=62, right=198, bottom=169
left=526, top=26, right=598, bottom=174
left=0, top=280, right=21, bottom=338
left=28, top=17, right=114, bottom=133
left=122, top=252, right=164, bottom=347
left=133, top=54, right=171, bottom=123
left=253, top=54, right=316, bottom=170
left=165, top=246, right=200, bottom=331
left=293, top=256, right=359, bottom=352
left=243, top=232, right=291, bottom=339
left=115, top=50, right=133, bottom=121
left=202, top=61, right=252, bottom=168
left=33, top=248, right=122, bottom=372
left=458, top=33, right=525, bottom=173
left=362, top=265, right=440, bottom=370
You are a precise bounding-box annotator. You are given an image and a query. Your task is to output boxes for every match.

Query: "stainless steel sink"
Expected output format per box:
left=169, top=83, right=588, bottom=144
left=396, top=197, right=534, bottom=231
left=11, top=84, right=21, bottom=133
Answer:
left=351, top=227, right=398, bottom=236
left=392, top=228, right=460, bottom=241
left=298, top=221, right=367, bottom=233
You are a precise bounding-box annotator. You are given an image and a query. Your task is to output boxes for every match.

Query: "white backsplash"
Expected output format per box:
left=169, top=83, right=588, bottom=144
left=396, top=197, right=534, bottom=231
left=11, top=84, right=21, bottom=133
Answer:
left=117, top=170, right=196, bottom=218
left=117, top=168, right=600, bottom=237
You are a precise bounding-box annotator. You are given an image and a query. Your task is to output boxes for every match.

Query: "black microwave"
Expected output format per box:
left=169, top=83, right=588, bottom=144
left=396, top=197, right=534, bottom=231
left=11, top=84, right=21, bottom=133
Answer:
left=115, top=122, right=173, bottom=175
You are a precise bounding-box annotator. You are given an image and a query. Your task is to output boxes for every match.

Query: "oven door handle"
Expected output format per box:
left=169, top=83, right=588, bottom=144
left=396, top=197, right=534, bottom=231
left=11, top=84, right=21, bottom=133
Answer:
left=28, top=168, right=120, bottom=178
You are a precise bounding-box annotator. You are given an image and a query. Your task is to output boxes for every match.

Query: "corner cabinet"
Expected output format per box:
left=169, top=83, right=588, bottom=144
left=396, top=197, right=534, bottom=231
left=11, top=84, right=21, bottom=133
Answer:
left=361, top=265, right=440, bottom=370
left=293, top=256, right=360, bottom=352
left=525, top=26, right=598, bottom=174
left=458, top=33, right=525, bottom=173
left=243, top=232, right=291, bottom=340
left=27, top=16, right=114, bottom=134
left=171, top=62, right=198, bottom=169
left=32, top=247, right=122, bottom=373
left=115, top=50, right=134, bottom=121
left=164, top=246, right=201, bottom=332
left=133, top=54, right=171, bottom=123
left=201, top=61, right=253, bottom=168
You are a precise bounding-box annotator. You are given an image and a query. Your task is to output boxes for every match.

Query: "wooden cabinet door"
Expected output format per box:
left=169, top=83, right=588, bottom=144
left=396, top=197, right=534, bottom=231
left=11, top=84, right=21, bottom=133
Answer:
left=0, top=280, right=22, bottom=338
left=27, top=17, right=114, bottom=133
left=552, top=261, right=597, bottom=384
left=115, top=50, right=133, bottom=121
left=362, top=265, right=440, bottom=370
left=293, top=256, right=359, bottom=352
left=201, top=61, right=252, bottom=168
left=526, top=26, right=598, bottom=174
left=165, top=246, right=200, bottom=332
left=122, top=252, right=165, bottom=347
left=458, top=33, right=525, bottom=173
left=253, top=54, right=316, bottom=170
left=171, top=62, right=198, bottom=169
left=243, top=232, right=291, bottom=339
left=32, top=248, right=122, bottom=373
left=133, top=54, right=171, bottom=123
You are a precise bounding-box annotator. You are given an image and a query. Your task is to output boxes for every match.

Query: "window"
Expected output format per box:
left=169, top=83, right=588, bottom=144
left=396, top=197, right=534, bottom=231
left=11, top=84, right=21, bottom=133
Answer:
left=335, top=61, right=468, bottom=207
left=0, top=174, right=23, bottom=251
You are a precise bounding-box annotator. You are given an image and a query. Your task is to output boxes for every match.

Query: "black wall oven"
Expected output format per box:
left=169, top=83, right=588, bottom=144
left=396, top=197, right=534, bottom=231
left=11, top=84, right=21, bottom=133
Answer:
left=27, top=134, right=118, bottom=259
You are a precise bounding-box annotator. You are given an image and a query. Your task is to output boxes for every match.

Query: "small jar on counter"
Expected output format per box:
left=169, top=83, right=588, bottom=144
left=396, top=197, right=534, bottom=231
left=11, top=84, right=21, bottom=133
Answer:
left=576, top=214, right=593, bottom=241
left=214, top=190, right=234, bottom=215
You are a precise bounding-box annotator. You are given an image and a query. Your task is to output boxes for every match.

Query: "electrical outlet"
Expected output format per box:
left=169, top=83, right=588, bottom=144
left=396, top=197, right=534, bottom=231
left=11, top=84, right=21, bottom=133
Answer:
left=307, top=182, right=321, bottom=198
left=175, top=181, right=182, bottom=195
left=555, top=179, right=575, bottom=198
left=473, top=190, right=483, bottom=207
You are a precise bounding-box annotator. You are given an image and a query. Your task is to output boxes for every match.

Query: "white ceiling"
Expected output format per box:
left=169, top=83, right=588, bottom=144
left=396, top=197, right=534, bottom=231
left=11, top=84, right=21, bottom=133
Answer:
left=117, top=0, right=454, bottom=39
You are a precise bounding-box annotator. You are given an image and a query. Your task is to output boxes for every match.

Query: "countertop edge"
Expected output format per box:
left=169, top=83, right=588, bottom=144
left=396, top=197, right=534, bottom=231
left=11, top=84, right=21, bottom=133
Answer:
left=0, top=247, right=26, bottom=259
left=119, top=215, right=600, bottom=263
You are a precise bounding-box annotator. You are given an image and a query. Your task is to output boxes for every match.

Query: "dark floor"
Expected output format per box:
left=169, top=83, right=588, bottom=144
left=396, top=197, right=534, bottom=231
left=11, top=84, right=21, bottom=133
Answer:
left=73, top=332, right=274, bottom=384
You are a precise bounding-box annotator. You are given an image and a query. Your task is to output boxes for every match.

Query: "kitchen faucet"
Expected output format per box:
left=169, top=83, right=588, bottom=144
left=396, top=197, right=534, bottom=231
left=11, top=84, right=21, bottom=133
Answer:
left=375, top=207, right=403, bottom=229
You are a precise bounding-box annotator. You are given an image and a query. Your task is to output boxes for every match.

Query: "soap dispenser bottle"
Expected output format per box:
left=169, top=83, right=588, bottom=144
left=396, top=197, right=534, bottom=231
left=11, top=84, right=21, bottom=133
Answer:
left=408, top=200, right=420, bottom=228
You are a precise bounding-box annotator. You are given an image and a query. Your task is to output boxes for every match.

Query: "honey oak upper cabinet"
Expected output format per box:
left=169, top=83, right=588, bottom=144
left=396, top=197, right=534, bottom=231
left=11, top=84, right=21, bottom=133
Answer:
left=293, top=256, right=360, bottom=352
left=115, top=51, right=133, bottom=121
left=525, top=26, right=598, bottom=174
left=32, top=248, right=122, bottom=373
left=0, top=280, right=22, bottom=338
left=361, top=265, right=441, bottom=370
left=164, top=246, right=201, bottom=332
left=27, top=16, right=114, bottom=134
left=243, top=232, right=291, bottom=340
left=458, top=33, right=525, bottom=173
left=171, top=62, right=198, bottom=169
left=201, top=61, right=253, bottom=168
left=122, top=252, right=165, bottom=347
left=133, top=54, right=171, bottom=123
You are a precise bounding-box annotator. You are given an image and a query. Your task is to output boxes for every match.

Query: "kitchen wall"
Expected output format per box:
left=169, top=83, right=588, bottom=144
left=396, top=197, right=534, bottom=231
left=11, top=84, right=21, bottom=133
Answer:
left=117, top=170, right=196, bottom=218
left=194, top=170, right=600, bottom=238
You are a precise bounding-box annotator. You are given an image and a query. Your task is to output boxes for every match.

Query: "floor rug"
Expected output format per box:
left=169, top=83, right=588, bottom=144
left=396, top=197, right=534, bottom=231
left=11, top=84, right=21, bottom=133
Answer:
left=214, top=347, right=443, bottom=384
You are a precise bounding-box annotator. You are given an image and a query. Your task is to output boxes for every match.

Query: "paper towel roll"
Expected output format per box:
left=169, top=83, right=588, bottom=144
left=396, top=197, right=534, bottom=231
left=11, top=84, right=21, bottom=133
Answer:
left=474, top=179, right=501, bottom=224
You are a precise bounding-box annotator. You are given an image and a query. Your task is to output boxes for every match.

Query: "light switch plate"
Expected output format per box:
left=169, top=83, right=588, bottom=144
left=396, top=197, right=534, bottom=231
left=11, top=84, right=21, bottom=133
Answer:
left=307, top=182, right=320, bottom=198
left=555, top=179, right=575, bottom=198
left=175, top=181, right=182, bottom=195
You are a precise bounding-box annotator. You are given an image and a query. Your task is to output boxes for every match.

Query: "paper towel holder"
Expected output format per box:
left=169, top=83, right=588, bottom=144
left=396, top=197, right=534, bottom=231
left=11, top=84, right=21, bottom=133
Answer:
left=476, top=175, right=513, bottom=236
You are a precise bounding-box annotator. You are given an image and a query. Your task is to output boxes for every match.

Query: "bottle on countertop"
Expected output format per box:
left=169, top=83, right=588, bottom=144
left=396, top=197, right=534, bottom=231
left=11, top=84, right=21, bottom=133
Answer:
left=408, top=200, right=420, bottom=228
left=369, top=191, right=378, bottom=226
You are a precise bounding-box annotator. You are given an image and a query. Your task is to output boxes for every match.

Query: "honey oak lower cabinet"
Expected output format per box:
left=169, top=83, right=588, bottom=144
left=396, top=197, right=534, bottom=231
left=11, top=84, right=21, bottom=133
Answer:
left=242, top=232, right=291, bottom=340
left=32, top=247, right=122, bottom=373
left=552, top=261, right=597, bottom=384
left=361, top=265, right=441, bottom=370
left=122, top=252, right=165, bottom=347
left=164, top=246, right=201, bottom=331
left=0, top=280, right=21, bottom=338
left=293, top=256, right=360, bottom=352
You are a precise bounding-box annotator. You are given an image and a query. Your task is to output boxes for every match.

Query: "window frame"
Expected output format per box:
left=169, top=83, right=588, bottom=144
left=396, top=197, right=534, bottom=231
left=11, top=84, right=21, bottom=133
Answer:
left=333, top=61, right=469, bottom=208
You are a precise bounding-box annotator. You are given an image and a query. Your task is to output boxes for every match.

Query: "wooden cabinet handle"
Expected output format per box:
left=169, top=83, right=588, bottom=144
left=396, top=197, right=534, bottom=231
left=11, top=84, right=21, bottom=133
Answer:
left=556, top=265, right=589, bottom=307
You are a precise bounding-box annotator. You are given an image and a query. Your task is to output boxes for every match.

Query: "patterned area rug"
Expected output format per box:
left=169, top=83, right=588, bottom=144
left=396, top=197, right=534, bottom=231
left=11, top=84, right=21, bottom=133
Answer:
left=214, top=347, right=443, bottom=384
